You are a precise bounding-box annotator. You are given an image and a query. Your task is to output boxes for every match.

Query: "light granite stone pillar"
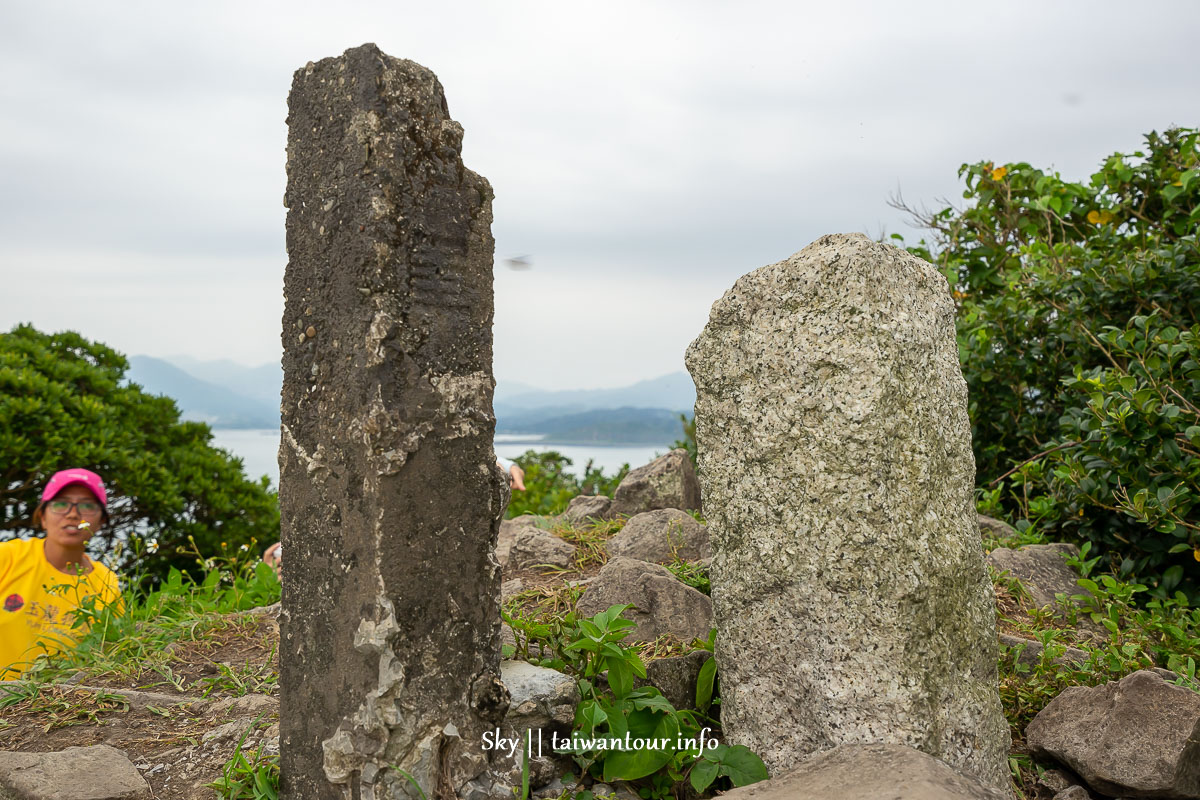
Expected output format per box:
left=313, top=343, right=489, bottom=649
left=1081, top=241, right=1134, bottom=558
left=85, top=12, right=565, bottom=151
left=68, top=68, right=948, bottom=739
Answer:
left=280, top=44, right=509, bottom=800
left=684, top=233, right=1011, bottom=790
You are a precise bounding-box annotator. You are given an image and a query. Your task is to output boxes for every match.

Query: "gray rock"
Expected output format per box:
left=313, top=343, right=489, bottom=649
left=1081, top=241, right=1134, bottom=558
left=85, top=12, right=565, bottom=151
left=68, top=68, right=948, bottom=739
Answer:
left=0, top=745, right=151, bottom=799
left=988, top=543, right=1087, bottom=610
left=1037, top=767, right=1084, bottom=796
left=1026, top=669, right=1200, bottom=799
left=576, top=557, right=712, bottom=643
left=998, top=633, right=1091, bottom=668
left=280, top=44, right=508, bottom=799
left=716, top=742, right=1011, bottom=800
left=607, top=450, right=701, bottom=519
left=506, top=524, right=576, bottom=571
left=685, top=233, right=1010, bottom=789
left=1053, top=787, right=1096, bottom=800
left=495, top=661, right=580, bottom=793
left=605, top=508, right=710, bottom=564
left=640, top=650, right=713, bottom=710
left=500, top=660, right=580, bottom=734
left=979, top=513, right=1018, bottom=540
left=564, top=495, right=613, bottom=523
left=501, top=578, right=524, bottom=601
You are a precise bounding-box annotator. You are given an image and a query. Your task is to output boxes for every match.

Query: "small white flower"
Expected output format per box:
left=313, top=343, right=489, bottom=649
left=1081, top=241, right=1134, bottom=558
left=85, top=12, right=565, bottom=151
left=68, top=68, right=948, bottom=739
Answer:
left=147, top=539, right=159, bottom=554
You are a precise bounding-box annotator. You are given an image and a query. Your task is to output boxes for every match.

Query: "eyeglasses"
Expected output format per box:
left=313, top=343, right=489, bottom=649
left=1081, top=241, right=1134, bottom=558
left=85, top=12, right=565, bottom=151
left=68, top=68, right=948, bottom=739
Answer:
left=46, top=500, right=103, bottom=517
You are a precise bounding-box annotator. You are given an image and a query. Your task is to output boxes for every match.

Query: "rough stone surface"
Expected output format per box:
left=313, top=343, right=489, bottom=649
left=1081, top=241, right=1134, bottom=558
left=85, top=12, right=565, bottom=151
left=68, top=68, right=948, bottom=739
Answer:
left=607, top=450, right=700, bottom=519
left=496, top=660, right=580, bottom=792
left=504, top=524, right=576, bottom=571
left=998, top=633, right=1091, bottom=668
left=563, top=495, right=613, bottom=523
left=640, top=650, right=712, bottom=710
left=1025, top=670, right=1200, bottom=799
left=0, top=745, right=151, bottom=799
left=280, top=44, right=509, bottom=800
left=978, top=514, right=1018, bottom=540
left=987, top=543, right=1086, bottom=610
left=576, top=557, right=712, bottom=643
left=685, top=233, right=1010, bottom=789
left=605, top=508, right=710, bottom=564
left=1053, top=787, right=1095, bottom=800
left=717, top=742, right=1011, bottom=800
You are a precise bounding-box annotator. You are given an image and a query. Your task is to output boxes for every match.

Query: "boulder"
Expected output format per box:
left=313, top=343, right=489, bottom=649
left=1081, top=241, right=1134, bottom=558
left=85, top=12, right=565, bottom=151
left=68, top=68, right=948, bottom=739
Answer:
left=498, top=660, right=580, bottom=791
left=605, top=509, right=710, bottom=564
left=998, top=633, right=1091, bottom=668
left=500, top=516, right=576, bottom=571
left=501, top=578, right=525, bottom=601
left=564, top=495, right=613, bottom=523
left=987, top=543, right=1087, bottom=610
left=607, top=450, right=701, bottom=519
left=1025, top=669, right=1200, bottom=799
left=500, top=660, right=579, bottom=735
left=0, top=745, right=151, bottom=800
left=685, top=233, right=1010, bottom=789
left=978, top=514, right=1018, bottom=540
left=640, top=650, right=712, bottom=710
left=576, top=557, right=712, bottom=643
left=716, top=742, right=1011, bottom=800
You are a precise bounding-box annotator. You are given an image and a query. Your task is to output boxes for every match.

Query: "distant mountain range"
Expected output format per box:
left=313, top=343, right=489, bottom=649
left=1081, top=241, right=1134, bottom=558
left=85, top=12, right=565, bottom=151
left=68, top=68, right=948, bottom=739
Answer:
left=125, top=355, right=695, bottom=444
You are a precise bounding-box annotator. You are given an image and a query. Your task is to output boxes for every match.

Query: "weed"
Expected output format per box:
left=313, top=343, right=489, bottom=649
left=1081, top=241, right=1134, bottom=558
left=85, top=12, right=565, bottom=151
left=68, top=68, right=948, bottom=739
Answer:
left=207, top=714, right=278, bottom=800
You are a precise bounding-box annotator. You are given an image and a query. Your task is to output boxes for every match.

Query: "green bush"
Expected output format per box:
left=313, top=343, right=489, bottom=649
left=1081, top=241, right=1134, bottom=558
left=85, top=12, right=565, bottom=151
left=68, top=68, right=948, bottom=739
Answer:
left=899, top=127, right=1200, bottom=597
left=0, top=324, right=280, bottom=582
left=505, top=450, right=628, bottom=519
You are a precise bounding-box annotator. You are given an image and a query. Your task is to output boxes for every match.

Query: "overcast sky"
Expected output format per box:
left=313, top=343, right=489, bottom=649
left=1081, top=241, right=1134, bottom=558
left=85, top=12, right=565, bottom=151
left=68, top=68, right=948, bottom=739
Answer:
left=1, top=1, right=1196, bottom=391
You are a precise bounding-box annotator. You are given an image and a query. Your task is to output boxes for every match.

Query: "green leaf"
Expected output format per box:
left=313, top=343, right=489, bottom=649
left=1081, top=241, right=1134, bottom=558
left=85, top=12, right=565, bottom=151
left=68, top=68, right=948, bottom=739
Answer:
left=689, top=759, right=720, bottom=793
left=608, top=659, right=633, bottom=700
left=695, top=657, right=716, bottom=711
left=717, top=744, right=770, bottom=787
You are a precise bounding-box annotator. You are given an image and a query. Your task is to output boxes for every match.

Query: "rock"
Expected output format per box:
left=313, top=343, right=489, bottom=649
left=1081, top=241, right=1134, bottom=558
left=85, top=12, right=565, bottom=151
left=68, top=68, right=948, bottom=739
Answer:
left=1053, top=787, right=1096, bottom=800
left=998, top=633, right=1091, bottom=668
left=506, top=522, right=576, bottom=571
left=206, top=693, right=278, bottom=719
left=978, top=513, right=1018, bottom=540
left=605, top=508, right=710, bottom=564
left=685, top=233, right=1010, bottom=789
left=280, top=44, right=507, bottom=799
left=499, top=516, right=575, bottom=571
left=501, top=660, right=580, bottom=734
left=0, top=745, right=151, bottom=799
left=716, top=742, right=1011, bottom=800
left=576, top=557, right=712, bottom=643
left=640, top=650, right=713, bottom=710
left=987, top=543, right=1087, bottom=610
left=607, top=450, right=701, bottom=519
left=501, top=578, right=524, bottom=600
left=564, top=495, right=613, bottom=523
left=497, top=660, right=580, bottom=790
left=1036, top=767, right=1084, bottom=796
left=1025, top=669, right=1200, bottom=799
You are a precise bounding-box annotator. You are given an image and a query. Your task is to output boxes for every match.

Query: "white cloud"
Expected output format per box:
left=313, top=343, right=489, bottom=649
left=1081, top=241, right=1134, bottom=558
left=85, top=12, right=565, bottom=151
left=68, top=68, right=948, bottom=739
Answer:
left=1, top=0, right=1197, bottom=390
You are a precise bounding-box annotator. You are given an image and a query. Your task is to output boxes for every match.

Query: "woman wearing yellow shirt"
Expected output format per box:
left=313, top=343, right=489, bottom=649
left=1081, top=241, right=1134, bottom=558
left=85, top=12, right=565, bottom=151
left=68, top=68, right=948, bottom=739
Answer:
left=0, top=468, right=121, bottom=678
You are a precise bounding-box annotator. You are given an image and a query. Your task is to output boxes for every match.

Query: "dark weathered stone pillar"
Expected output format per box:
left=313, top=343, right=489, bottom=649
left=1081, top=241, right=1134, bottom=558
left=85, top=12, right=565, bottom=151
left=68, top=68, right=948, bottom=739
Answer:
left=280, top=44, right=509, bottom=800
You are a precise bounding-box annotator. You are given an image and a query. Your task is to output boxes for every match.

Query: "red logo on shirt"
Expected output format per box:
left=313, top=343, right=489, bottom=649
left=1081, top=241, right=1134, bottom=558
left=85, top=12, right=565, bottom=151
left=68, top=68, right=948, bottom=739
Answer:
left=4, top=594, right=23, bottom=612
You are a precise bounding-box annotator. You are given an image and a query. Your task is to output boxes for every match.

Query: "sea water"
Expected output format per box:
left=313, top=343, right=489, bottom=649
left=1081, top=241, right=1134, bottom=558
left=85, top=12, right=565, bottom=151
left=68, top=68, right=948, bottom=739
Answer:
left=209, top=429, right=671, bottom=489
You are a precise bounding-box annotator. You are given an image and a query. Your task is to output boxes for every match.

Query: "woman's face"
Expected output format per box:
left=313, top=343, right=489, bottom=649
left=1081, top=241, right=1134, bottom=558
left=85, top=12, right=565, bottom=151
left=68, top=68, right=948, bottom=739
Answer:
left=41, top=485, right=104, bottom=548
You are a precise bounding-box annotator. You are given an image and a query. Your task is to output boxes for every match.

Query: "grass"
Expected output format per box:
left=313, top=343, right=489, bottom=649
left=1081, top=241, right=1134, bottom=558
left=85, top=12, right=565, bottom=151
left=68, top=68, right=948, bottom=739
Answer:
left=984, top=517, right=1200, bottom=799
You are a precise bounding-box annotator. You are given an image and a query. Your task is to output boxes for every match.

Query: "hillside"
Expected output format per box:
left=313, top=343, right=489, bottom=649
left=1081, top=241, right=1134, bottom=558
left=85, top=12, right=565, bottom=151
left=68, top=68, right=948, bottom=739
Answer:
left=126, top=356, right=278, bottom=429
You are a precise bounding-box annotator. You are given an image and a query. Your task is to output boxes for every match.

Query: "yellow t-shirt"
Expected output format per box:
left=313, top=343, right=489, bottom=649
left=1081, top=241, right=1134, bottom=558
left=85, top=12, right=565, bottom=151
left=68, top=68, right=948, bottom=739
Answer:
left=0, top=537, right=122, bottom=679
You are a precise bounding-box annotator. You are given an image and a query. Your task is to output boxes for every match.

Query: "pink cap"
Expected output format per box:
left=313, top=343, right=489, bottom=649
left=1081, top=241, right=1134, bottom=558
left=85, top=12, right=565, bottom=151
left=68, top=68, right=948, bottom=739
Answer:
left=41, top=468, right=108, bottom=508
